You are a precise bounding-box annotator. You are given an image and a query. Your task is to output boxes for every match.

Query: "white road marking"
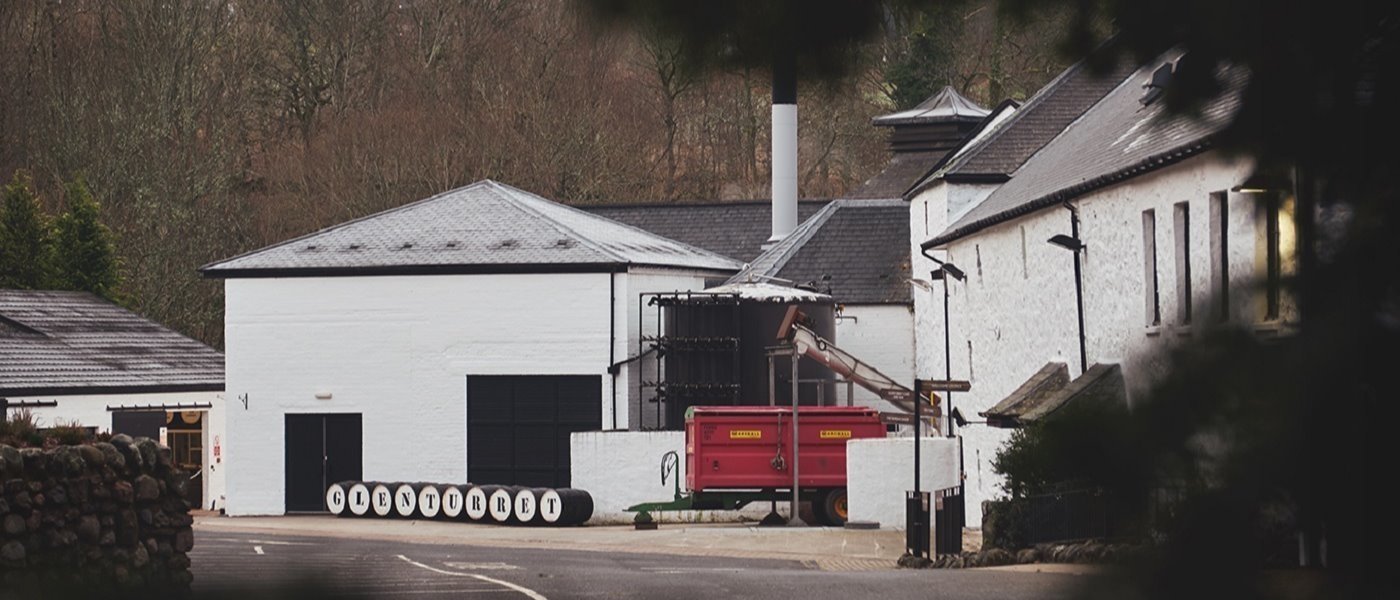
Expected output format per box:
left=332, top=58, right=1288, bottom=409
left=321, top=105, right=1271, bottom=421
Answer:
left=443, top=562, right=521, bottom=571
left=200, top=537, right=316, bottom=546
left=396, top=555, right=548, bottom=600
left=324, top=587, right=518, bottom=590
left=253, top=546, right=264, bottom=555
left=638, top=567, right=744, bottom=573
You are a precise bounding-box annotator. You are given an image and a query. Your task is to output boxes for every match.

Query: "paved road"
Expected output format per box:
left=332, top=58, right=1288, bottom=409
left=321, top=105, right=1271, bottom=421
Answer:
left=190, top=531, right=1091, bottom=600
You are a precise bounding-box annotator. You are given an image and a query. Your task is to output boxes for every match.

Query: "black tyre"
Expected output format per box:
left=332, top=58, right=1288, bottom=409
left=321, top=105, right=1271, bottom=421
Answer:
left=816, top=488, right=849, bottom=526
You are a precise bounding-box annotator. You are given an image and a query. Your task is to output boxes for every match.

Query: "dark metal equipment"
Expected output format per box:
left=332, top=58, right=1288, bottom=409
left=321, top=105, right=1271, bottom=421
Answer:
left=639, top=291, right=837, bottom=430
left=934, top=485, right=966, bottom=555
left=907, top=490, right=931, bottom=558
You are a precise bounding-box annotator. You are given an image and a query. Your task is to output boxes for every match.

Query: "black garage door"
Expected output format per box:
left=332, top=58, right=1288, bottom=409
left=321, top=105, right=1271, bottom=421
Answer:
left=467, top=375, right=601, bottom=488
left=285, top=413, right=363, bottom=513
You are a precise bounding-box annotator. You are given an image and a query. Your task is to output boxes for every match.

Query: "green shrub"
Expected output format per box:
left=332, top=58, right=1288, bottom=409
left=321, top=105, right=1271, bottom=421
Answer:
left=45, top=418, right=92, bottom=445
left=0, top=407, right=42, bottom=447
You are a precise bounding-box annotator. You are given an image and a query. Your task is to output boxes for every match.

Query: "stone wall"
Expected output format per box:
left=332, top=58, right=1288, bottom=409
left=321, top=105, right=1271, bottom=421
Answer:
left=0, top=435, right=193, bottom=592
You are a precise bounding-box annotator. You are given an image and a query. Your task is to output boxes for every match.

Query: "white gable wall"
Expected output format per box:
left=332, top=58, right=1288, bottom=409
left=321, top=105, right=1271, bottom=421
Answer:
left=833, top=304, right=915, bottom=411
left=222, top=269, right=717, bottom=516
left=913, top=152, right=1283, bottom=524
left=614, top=268, right=722, bottom=430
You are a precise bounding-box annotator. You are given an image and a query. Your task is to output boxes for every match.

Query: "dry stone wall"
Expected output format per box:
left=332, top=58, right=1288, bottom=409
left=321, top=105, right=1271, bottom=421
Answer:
left=0, top=435, right=193, bottom=592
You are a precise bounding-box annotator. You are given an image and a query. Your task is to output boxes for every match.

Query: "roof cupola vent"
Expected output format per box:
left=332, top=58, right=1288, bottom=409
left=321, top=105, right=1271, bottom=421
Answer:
left=1140, top=62, right=1174, bottom=105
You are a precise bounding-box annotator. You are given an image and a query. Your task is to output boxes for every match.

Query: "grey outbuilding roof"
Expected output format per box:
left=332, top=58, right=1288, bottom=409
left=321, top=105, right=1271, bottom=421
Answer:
left=0, top=290, right=224, bottom=397
left=581, top=200, right=830, bottom=263
left=201, top=180, right=744, bottom=278
left=926, top=54, right=1244, bottom=248
left=727, top=199, right=911, bottom=304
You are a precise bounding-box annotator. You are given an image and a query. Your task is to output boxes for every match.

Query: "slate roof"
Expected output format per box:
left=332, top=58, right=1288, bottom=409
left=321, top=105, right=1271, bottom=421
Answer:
left=0, top=290, right=224, bottom=396
left=934, top=59, right=1138, bottom=182
left=927, top=54, right=1244, bottom=247
left=843, top=151, right=947, bottom=200
left=872, top=86, right=991, bottom=127
left=980, top=362, right=1071, bottom=428
left=727, top=199, right=911, bottom=304
left=580, top=200, right=830, bottom=263
left=982, top=363, right=1126, bottom=427
left=201, top=180, right=743, bottom=278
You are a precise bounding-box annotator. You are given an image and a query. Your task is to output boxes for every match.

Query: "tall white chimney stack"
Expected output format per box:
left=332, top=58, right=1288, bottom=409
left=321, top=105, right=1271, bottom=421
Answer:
left=768, top=51, right=798, bottom=244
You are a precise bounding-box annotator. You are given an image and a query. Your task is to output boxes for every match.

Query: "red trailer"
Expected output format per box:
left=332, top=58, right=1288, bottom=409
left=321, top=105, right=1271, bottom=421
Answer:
left=629, top=405, right=886, bottom=525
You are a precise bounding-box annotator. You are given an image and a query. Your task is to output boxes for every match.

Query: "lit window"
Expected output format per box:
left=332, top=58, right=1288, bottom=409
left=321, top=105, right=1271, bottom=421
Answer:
left=1256, top=192, right=1296, bottom=322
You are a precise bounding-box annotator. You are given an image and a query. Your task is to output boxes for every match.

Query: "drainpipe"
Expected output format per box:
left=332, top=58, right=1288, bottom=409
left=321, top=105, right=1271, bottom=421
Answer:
left=919, top=246, right=955, bottom=438
left=608, top=272, right=617, bottom=430
left=1064, top=202, right=1088, bottom=375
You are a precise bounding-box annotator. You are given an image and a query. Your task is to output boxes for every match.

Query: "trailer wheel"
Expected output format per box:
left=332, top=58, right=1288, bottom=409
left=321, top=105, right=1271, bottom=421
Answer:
left=816, top=489, right=849, bottom=526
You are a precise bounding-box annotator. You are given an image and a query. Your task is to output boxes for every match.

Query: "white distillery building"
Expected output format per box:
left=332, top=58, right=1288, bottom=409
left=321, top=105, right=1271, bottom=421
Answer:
left=202, top=180, right=741, bottom=516
left=0, top=289, right=227, bottom=510
left=910, top=53, right=1295, bottom=524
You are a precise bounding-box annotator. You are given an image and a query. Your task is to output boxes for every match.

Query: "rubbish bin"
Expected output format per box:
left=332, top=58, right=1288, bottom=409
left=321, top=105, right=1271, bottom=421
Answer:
left=906, top=490, right=931, bottom=558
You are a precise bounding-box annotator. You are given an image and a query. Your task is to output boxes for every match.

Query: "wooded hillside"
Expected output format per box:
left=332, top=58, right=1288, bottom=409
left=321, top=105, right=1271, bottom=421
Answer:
left=0, top=0, right=1068, bottom=346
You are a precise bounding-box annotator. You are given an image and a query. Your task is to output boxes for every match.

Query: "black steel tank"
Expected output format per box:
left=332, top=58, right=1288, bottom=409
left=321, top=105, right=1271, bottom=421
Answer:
left=659, top=283, right=837, bottom=430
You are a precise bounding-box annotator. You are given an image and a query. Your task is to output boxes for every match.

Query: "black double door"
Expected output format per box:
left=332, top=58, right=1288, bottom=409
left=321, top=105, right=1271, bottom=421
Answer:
left=285, top=413, right=362, bottom=512
left=467, top=375, right=601, bottom=488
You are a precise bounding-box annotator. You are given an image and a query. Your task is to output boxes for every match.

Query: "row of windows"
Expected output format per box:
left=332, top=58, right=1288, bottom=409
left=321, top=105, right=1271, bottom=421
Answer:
left=1142, top=191, right=1290, bottom=328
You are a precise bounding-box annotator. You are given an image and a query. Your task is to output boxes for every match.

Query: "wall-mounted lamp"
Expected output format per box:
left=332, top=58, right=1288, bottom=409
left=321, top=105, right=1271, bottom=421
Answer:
left=931, top=262, right=966, bottom=281
left=1049, top=203, right=1089, bottom=375
left=314, top=391, right=333, bottom=400
left=1231, top=170, right=1290, bottom=194
left=1047, top=234, right=1087, bottom=252
left=950, top=407, right=986, bottom=428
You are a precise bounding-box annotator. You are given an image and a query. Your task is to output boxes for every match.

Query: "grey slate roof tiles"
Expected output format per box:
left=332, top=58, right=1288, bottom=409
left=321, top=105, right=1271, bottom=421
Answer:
left=844, top=151, right=947, bottom=200
left=201, top=180, right=743, bottom=277
left=929, top=55, right=1244, bottom=247
left=728, top=199, right=912, bottom=304
left=581, top=200, right=830, bottom=263
left=940, top=59, right=1138, bottom=179
left=0, top=290, right=224, bottom=396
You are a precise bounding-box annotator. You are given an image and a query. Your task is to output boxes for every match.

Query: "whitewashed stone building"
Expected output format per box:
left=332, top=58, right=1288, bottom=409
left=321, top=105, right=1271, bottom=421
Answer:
left=910, top=54, right=1296, bottom=523
left=0, top=290, right=226, bottom=510
left=202, top=180, right=740, bottom=515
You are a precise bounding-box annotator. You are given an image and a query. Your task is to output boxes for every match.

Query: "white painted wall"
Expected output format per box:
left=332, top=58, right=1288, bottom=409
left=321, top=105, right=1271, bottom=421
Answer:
left=571, top=430, right=684, bottom=524
left=222, top=268, right=719, bottom=516
left=14, top=390, right=227, bottom=511
left=847, top=436, right=960, bottom=529
left=833, top=304, right=915, bottom=413
left=912, top=152, right=1289, bottom=525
